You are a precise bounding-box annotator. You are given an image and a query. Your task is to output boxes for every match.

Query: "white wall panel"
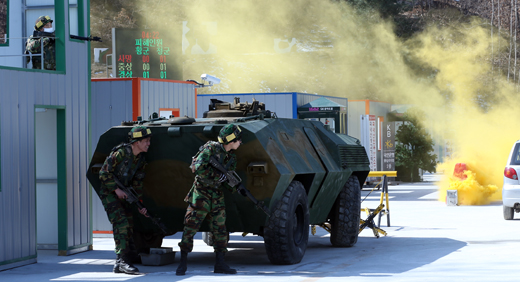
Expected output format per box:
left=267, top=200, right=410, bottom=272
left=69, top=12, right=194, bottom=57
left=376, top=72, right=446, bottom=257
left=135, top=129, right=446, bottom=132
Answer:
left=140, top=80, right=196, bottom=119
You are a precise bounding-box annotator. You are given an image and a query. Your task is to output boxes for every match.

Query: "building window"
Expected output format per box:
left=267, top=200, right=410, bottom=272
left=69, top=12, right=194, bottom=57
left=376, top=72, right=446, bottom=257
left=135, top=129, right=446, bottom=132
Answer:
left=0, top=0, right=7, bottom=45
left=25, top=1, right=56, bottom=70
left=69, top=0, right=84, bottom=38
left=0, top=105, right=2, bottom=192
left=0, top=0, right=66, bottom=70
left=69, top=0, right=78, bottom=36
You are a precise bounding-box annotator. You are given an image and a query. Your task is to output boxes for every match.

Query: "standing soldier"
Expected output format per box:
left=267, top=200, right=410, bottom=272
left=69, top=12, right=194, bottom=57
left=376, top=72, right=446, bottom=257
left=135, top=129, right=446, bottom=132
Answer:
left=98, top=125, right=152, bottom=275
left=176, top=124, right=243, bottom=275
left=25, top=15, right=56, bottom=70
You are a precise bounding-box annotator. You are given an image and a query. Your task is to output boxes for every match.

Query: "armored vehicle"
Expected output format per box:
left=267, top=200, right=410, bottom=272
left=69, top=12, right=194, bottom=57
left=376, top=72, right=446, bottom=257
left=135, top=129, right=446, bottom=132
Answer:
left=87, top=98, right=370, bottom=265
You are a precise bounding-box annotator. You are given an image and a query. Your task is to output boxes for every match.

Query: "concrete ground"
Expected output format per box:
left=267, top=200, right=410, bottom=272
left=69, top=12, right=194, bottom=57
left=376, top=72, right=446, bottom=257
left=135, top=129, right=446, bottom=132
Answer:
left=1, top=173, right=519, bottom=281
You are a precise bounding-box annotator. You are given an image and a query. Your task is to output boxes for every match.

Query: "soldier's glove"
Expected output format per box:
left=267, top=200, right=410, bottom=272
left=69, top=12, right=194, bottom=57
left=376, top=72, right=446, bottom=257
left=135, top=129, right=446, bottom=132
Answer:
left=218, top=173, right=227, bottom=183
left=238, top=187, right=248, bottom=197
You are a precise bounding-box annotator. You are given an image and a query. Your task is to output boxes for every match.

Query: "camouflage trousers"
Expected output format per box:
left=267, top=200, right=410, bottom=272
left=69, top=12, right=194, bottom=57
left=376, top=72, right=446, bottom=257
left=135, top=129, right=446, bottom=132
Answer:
left=101, top=194, right=135, bottom=255
left=28, top=44, right=56, bottom=70
left=178, top=184, right=228, bottom=253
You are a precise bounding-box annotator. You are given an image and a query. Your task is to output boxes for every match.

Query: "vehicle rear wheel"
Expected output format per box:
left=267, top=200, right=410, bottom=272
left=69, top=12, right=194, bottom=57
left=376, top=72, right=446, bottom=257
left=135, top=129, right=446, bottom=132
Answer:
left=264, top=181, right=309, bottom=265
left=503, top=205, right=514, bottom=220
left=330, top=175, right=361, bottom=247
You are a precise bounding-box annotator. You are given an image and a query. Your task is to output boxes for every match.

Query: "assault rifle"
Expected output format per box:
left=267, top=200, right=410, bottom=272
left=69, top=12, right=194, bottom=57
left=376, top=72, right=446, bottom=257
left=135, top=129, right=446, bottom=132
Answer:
left=208, top=156, right=271, bottom=217
left=70, top=34, right=102, bottom=42
left=113, top=177, right=168, bottom=234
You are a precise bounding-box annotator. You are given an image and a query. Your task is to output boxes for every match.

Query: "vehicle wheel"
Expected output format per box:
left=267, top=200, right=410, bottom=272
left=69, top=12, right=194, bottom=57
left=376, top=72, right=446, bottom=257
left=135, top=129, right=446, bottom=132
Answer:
left=133, top=231, right=164, bottom=254
left=264, top=181, right=309, bottom=265
left=503, top=205, right=514, bottom=220
left=330, top=175, right=361, bottom=247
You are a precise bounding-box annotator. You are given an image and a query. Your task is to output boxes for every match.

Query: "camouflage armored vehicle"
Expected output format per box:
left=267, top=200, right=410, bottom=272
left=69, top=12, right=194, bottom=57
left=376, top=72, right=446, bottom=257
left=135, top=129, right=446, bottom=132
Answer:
left=87, top=98, right=370, bottom=265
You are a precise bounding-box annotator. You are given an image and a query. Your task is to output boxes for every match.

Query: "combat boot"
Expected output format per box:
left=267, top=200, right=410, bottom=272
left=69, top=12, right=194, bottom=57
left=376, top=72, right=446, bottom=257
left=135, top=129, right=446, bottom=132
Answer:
left=176, top=250, right=188, bottom=275
left=118, top=255, right=140, bottom=274
left=214, top=252, right=237, bottom=274
left=113, top=254, right=122, bottom=273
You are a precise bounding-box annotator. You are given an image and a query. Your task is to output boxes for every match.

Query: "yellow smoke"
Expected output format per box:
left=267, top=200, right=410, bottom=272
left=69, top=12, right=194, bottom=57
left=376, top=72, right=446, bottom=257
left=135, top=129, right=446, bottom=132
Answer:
left=138, top=1, right=520, bottom=204
left=142, top=0, right=435, bottom=102
left=437, top=162, right=499, bottom=205
left=412, top=19, right=519, bottom=204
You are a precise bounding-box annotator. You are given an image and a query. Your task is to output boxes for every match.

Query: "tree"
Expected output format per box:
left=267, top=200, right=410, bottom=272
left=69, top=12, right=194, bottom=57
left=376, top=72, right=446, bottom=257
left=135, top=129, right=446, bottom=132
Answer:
left=395, top=108, right=437, bottom=182
left=90, top=0, right=141, bottom=50
left=346, top=0, right=405, bottom=18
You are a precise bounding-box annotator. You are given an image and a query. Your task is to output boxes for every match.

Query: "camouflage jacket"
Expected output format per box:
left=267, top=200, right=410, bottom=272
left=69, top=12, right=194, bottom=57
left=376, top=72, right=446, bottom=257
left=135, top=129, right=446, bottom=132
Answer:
left=25, top=34, right=56, bottom=70
left=99, top=144, right=147, bottom=201
left=188, top=141, right=237, bottom=195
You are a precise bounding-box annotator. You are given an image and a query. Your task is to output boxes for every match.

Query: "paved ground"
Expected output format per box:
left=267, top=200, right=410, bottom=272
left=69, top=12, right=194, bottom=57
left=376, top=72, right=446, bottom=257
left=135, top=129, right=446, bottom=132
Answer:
left=1, top=173, right=520, bottom=281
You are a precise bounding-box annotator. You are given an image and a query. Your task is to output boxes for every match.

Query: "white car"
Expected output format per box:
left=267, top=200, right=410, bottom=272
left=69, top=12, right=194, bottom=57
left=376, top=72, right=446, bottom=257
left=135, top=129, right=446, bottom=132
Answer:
left=503, top=140, right=520, bottom=220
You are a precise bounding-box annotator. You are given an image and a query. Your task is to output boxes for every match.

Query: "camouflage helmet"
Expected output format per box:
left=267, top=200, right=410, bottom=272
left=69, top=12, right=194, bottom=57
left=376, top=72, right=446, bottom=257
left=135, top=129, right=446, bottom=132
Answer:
left=218, top=124, right=242, bottom=144
left=128, top=125, right=152, bottom=142
left=35, top=15, right=53, bottom=31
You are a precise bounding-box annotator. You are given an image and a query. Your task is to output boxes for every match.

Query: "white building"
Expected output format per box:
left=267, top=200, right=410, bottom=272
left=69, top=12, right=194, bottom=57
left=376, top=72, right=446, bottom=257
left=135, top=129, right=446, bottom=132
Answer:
left=0, top=0, right=92, bottom=270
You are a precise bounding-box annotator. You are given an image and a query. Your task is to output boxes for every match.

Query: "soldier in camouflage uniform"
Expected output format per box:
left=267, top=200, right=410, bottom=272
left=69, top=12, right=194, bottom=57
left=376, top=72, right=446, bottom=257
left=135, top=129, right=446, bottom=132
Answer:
left=176, top=124, right=244, bottom=275
left=99, top=125, right=152, bottom=275
left=25, top=15, right=56, bottom=70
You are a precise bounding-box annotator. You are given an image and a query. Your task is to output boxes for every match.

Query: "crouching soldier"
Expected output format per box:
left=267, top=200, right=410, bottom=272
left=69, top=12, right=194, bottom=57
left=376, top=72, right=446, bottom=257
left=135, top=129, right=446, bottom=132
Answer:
left=98, top=125, right=152, bottom=274
left=176, top=124, right=243, bottom=275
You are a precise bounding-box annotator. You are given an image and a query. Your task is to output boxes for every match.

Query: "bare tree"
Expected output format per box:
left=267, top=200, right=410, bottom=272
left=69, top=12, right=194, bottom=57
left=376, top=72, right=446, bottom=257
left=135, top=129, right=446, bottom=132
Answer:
left=499, top=0, right=501, bottom=70
left=509, top=0, right=513, bottom=81
left=492, top=0, right=495, bottom=73
left=513, top=0, right=518, bottom=83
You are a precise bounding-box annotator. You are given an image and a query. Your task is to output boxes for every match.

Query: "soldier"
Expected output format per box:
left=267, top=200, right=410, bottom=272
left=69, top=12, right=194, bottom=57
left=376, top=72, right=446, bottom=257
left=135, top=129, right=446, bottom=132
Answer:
left=98, top=125, right=152, bottom=275
left=176, top=124, right=243, bottom=275
left=25, top=15, right=56, bottom=70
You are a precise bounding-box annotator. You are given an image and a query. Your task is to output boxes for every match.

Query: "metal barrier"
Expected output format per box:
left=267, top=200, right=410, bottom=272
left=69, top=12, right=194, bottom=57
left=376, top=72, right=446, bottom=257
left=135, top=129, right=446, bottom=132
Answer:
left=0, top=35, right=57, bottom=69
left=309, top=171, right=396, bottom=238
left=359, top=171, right=397, bottom=238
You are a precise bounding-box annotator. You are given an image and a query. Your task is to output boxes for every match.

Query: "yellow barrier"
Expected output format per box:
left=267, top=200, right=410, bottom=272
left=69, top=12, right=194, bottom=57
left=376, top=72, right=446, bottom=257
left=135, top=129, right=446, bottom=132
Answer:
left=368, top=171, right=397, bottom=177
left=312, top=172, right=397, bottom=237
left=360, top=171, right=396, bottom=237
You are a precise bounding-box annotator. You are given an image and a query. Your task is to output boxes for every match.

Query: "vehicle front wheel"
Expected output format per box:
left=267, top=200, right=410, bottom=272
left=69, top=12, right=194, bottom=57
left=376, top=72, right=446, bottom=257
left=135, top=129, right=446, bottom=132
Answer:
left=503, top=205, right=514, bottom=220
left=264, top=181, right=309, bottom=265
left=133, top=231, right=164, bottom=255
left=330, top=175, right=361, bottom=247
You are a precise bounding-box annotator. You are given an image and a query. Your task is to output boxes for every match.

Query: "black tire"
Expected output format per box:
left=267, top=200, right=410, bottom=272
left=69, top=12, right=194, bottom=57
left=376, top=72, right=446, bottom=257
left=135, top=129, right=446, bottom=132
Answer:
left=133, top=231, right=164, bottom=254
left=330, top=175, right=361, bottom=247
left=503, top=205, right=514, bottom=220
left=264, top=181, right=309, bottom=265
